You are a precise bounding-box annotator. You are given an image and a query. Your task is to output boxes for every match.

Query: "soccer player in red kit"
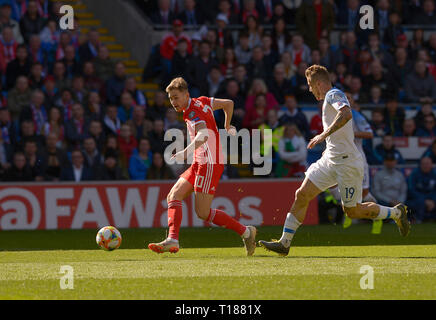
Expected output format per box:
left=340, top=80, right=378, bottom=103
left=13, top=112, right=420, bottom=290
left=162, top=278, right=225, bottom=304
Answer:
left=148, top=77, right=257, bottom=256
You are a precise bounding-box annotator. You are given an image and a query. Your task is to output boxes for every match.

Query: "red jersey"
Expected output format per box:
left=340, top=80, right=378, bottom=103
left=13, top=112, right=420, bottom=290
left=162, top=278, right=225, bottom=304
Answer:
left=183, top=97, right=224, bottom=165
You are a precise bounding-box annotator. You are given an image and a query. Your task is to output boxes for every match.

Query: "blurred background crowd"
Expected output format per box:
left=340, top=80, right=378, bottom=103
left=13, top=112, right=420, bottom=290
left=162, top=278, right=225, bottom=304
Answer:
left=0, top=0, right=434, bottom=221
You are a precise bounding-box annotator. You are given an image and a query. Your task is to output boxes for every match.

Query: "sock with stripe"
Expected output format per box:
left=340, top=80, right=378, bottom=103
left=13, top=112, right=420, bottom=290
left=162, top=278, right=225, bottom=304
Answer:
left=279, top=213, right=302, bottom=248
left=375, top=205, right=401, bottom=220
left=167, top=200, right=183, bottom=241
left=207, top=209, right=248, bottom=237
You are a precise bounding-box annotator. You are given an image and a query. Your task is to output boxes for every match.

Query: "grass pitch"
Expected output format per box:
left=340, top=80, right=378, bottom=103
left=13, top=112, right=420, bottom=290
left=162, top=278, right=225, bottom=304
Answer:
left=1, top=224, right=436, bottom=300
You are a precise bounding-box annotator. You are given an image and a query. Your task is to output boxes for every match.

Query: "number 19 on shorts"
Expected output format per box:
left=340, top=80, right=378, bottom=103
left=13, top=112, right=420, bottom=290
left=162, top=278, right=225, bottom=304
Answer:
left=345, top=187, right=355, bottom=199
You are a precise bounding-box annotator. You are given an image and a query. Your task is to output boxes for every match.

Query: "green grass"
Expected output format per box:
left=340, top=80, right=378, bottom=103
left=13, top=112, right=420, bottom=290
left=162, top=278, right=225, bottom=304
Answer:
left=1, top=224, right=436, bottom=299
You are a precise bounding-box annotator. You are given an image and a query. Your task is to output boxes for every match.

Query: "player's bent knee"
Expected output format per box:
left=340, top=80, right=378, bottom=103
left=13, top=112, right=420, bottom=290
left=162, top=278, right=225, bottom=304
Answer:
left=295, top=188, right=310, bottom=204
left=195, top=208, right=209, bottom=220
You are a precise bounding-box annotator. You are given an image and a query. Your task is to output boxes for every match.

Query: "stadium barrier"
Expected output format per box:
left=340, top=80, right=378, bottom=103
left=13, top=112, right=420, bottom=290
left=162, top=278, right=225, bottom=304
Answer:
left=0, top=179, right=318, bottom=230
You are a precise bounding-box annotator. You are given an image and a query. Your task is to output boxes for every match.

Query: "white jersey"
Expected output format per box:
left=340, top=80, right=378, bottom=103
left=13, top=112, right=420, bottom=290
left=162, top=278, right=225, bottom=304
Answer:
left=322, top=88, right=361, bottom=164
left=352, top=109, right=373, bottom=162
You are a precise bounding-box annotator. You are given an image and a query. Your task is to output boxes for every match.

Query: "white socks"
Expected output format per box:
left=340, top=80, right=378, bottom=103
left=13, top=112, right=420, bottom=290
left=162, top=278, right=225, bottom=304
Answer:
left=376, top=205, right=401, bottom=220
left=279, top=213, right=302, bottom=248
left=242, top=227, right=250, bottom=239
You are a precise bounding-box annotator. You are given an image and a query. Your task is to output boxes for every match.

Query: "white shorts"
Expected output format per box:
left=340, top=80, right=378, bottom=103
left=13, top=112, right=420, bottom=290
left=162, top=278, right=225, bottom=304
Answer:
left=306, top=155, right=364, bottom=207
left=362, top=161, right=369, bottom=190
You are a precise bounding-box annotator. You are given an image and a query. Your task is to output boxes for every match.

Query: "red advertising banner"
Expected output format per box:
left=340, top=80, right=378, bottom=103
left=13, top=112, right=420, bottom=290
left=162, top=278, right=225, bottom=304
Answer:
left=0, top=179, right=318, bottom=230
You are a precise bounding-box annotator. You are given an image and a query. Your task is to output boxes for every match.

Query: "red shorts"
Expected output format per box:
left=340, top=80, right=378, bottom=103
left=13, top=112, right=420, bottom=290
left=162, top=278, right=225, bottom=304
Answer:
left=180, top=162, right=224, bottom=195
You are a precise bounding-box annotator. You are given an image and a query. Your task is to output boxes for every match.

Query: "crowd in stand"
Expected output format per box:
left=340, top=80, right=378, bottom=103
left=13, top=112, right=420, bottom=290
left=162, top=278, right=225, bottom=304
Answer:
left=0, top=0, right=434, bottom=220
left=0, top=0, right=181, bottom=183
left=141, top=0, right=436, bottom=220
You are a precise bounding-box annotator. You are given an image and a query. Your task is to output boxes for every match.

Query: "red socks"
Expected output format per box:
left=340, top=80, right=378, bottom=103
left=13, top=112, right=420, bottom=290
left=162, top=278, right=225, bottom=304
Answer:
left=207, top=208, right=246, bottom=236
left=168, top=200, right=182, bottom=240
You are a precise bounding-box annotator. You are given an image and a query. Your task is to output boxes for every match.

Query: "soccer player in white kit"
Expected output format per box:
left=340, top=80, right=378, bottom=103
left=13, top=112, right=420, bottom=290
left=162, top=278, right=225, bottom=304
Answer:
left=259, top=65, right=410, bottom=256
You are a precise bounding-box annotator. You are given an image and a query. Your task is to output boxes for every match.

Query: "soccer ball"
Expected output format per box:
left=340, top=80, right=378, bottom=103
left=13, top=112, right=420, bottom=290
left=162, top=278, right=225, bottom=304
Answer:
left=96, top=226, right=122, bottom=251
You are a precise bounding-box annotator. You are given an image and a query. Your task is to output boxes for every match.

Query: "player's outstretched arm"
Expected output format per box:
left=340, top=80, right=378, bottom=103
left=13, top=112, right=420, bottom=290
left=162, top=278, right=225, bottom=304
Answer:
left=171, top=122, right=209, bottom=161
left=308, top=106, right=352, bottom=149
left=212, top=98, right=235, bottom=134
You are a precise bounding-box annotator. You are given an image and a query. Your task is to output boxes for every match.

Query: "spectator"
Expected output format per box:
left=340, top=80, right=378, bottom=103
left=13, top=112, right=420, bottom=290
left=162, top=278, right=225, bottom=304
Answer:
left=256, top=0, right=279, bottom=24
left=295, top=0, right=335, bottom=50
left=23, top=138, right=44, bottom=180
left=0, top=3, right=23, bottom=44
left=39, top=19, right=59, bottom=51
left=383, top=97, right=405, bottom=136
left=416, top=114, right=436, bottom=137
left=56, top=88, right=75, bottom=122
left=160, top=19, right=192, bottom=61
left=0, top=26, right=18, bottom=74
left=78, top=29, right=100, bottom=63
left=407, top=157, right=436, bottom=223
left=177, top=0, right=204, bottom=26
left=147, top=152, right=176, bottom=180
left=41, top=132, right=68, bottom=181
left=93, top=45, right=115, bottom=82
left=217, top=78, right=245, bottom=129
left=147, top=90, right=168, bottom=121
left=127, top=105, right=153, bottom=141
left=421, top=140, right=436, bottom=163
left=388, top=47, right=414, bottom=100
left=82, top=136, right=104, bottom=170
left=318, top=37, right=336, bottom=70
left=150, top=0, right=176, bottom=24
left=5, top=44, right=31, bottom=89
left=233, top=64, right=250, bottom=97
left=0, top=107, right=17, bottom=146
left=97, top=149, right=126, bottom=180
left=272, top=17, right=289, bottom=56
left=207, top=66, right=225, bottom=97
left=411, top=0, right=436, bottom=25
left=243, top=93, right=271, bottom=130
left=258, top=108, right=284, bottom=160
left=245, top=15, right=262, bottom=49
left=8, top=75, right=32, bottom=121
left=29, top=62, right=44, bottom=89
left=117, top=91, right=136, bottom=123
left=220, top=47, right=238, bottom=80
left=65, top=103, right=89, bottom=148
left=268, top=62, right=292, bottom=105
left=170, top=38, right=192, bottom=81
left=337, top=0, right=360, bottom=29
left=86, top=91, right=104, bottom=121
left=148, top=118, right=168, bottom=153
left=245, top=78, right=278, bottom=111
left=285, top=33, right=311, bottom=69
left=129, top=137, right=153, bottom=180
left=414, top=103, right=436, bottom=129
left=118, top=123, right=137, bottom=169
left=370, top=108, right=388, bottom=137
left=290, top=61, right=315, bottom=103
left=276, top=123, right=307, bottom=177
left=103, top=105, right=121, bottom=136
left=61, top=45, right=81, bottom=79
left=71, top=76, right=88, bottom=105
left=20, top=89, right=48, bottom=135
left=338, top=31, right=359, bottom=73
left=372, top=152, right=407, bottom=207
left=368, top=85, right=384, bottom=105
left=82, top=61, right=105, bottom=97
left=53, top=60, right=70, bottom=92
left=19, top=0, right=46, bottom=44
left=383, top=11, right=404, bottom=51
left=405, top=60, right=436, bottom=103
left=278, top=94, right=311, bottom=140
left=217, top=0, right=240, bottom=24
left=3, top=151, right=33, bottom=181
left=401, top=118, right=416, bottom=137
left=106, top=61, right=127, bottom=105
left=18, top=120, right=45, bottom=151
left=374, top=134, right=405, bottom=164
left=234, top=31, right=252, bottom=65
left=42, top=106, right=64, bottom=148
left=60, top=149, right=94, bottom=182
left=187, top=40, right=219, bottom=96
left=86, top=119, right=106, bottom=151
left=241, top=0, right=259, bottom=23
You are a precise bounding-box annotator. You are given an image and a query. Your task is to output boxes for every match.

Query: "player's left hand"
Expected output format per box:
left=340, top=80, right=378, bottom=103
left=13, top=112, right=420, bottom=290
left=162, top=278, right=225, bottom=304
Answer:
left=171, top=150, right=187, bottom=162
left=307, top=134, right=326, bottom=149
left=226, top=125, right=237, bottom=136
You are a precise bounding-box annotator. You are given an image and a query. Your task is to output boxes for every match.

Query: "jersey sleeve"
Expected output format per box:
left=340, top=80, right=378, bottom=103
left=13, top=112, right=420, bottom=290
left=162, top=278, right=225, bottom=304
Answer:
left=328, top=90, right=350, bottom=112
left=353, top=111, right=373, bottom=134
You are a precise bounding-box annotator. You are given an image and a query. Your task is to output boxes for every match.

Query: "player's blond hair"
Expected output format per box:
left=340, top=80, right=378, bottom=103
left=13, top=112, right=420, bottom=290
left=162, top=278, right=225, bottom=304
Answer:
left=166, top=77, right=188, bottom=93
left=305, top=64, right=330, bottom=84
